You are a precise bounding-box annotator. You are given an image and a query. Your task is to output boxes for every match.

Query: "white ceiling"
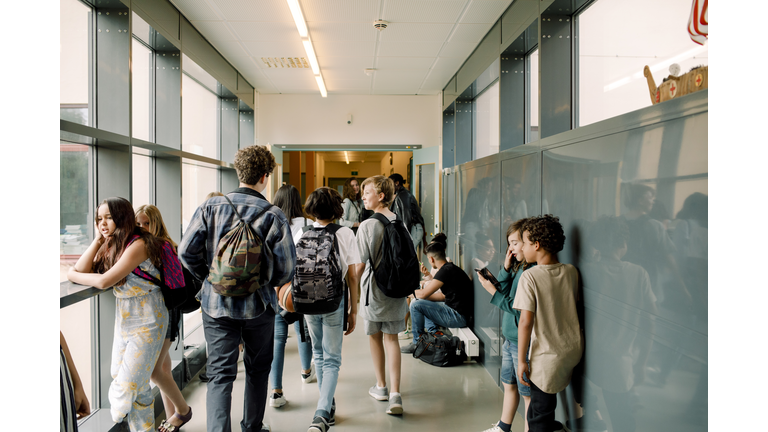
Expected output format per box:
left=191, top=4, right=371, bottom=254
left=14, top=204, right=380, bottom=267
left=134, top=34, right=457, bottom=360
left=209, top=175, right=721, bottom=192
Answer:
left=169, top=0, right=513, bottom=95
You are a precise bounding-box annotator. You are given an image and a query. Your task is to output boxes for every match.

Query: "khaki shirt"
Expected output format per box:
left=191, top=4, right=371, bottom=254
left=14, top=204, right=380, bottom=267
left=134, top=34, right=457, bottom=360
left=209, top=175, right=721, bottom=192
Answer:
left=513, top=263, right=583, bottom=393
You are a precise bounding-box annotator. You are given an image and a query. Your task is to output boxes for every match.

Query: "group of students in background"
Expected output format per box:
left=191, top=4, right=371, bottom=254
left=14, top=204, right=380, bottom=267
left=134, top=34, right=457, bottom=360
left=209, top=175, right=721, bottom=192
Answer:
left=60, top=143, right=583, bottom=432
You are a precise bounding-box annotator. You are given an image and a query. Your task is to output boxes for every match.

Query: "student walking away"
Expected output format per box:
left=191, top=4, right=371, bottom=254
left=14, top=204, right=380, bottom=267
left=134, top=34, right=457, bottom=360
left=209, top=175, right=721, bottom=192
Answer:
left=292, top=187, right=361, bottom=432
left=476, top=218, right=534, bottom=432
left=135, top=205, right=193, bottom=432
left=268, top=184, right=317, bottom=410
left=68, top=197, right=173, bottom=432
left=357, top=175, right=413, bottom=416
left=400, top=234, right=473, bottom=354
left=388, top=174, right=427, bottom=256
left=61, top=332, right=90, bottom=432
left=339, top=177, right=366, bottom=234
left=178, top=145, right=296, bottom=432
left=513, top=215, right=584, bottom=432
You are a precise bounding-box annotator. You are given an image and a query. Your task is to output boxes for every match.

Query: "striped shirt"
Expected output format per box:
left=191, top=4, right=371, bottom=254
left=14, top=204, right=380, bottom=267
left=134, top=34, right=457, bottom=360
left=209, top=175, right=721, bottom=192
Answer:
left=179, top=187, right=296, bottom=319
left=60, top=347, right=78, bottom=432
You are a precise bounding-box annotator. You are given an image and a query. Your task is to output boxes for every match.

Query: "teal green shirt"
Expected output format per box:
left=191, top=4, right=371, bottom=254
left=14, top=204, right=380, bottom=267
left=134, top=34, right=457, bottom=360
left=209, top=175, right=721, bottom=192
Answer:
left=489, top=263, right=535, bottom=343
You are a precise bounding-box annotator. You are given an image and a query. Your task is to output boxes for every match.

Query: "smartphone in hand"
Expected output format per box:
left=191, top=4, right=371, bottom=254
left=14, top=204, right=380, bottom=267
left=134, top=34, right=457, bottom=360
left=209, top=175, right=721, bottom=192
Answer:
left=475, top=267, right=501, bottom=289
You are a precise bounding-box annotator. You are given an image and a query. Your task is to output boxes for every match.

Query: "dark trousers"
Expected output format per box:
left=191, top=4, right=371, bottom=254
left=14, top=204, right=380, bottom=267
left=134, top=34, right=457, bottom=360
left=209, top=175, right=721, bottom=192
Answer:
left=528, top=380, right=561, bottom=432
left=203, top=308, right=275, bottom=432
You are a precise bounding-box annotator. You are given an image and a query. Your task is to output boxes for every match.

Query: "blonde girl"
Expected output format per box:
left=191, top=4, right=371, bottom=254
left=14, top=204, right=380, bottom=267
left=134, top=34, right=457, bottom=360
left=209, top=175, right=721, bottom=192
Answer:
left=135, top=204, right=192, bottom=432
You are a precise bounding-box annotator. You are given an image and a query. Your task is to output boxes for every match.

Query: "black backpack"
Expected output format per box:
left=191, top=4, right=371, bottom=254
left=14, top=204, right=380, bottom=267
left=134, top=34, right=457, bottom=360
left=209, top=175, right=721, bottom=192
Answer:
left=413, top=331, right=466, bottom=367
left=133, top=263, right=201, bottom=313
left=365, top=213, right=420, bottom=305
left=291, top=224, right=345, bottom=315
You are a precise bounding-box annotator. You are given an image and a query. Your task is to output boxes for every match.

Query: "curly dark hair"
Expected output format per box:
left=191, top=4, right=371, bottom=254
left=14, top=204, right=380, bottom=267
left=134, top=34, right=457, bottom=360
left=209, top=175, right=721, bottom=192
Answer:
left=234, top=145, right=276, bottom=185
left=522, top=214, right=566, bottom=254
left=304, top=187, right=344, bottom=221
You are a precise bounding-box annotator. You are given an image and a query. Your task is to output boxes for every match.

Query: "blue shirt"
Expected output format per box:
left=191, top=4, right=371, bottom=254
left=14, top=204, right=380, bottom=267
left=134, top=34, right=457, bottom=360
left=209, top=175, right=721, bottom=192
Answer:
left=179, top=187, right=296, bottom=319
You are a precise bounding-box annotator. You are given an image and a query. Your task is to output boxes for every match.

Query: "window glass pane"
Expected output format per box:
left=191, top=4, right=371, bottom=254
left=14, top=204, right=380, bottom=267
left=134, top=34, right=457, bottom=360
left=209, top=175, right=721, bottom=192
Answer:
left=61, top=302, right=95, bottom=412
left=181, top=162, right=218, bottom=233
left=132, top=39, right=152, bottom=141
left=473, top=81, right=500, bottom=160
left=182, top=74, right=218, bottom=158
left=60, top=143, right=92, bottom=276
left=60, top=0, right=91, bottom=125
left=132, top=154, right=151, bottom=209
left=528, top=49, right=539, bottom=142
left=578, top=0, right=708, bottom=126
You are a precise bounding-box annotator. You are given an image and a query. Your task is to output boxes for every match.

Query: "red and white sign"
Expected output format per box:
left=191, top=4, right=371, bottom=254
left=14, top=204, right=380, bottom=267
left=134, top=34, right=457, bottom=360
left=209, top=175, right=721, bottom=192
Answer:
left=688, top=0, right=708, bottom=45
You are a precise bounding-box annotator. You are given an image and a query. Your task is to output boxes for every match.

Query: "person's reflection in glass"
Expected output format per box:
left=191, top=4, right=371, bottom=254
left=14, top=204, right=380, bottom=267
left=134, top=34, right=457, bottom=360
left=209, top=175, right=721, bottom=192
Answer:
left=669, top=192, right=708, bottom=326
left=471, top=233, right=497, bottom=273
left=462, top=187, right=486, bottom=244
left=621, top=183, right=691, bottom=310
left=579, top=216, right=657, bottom=432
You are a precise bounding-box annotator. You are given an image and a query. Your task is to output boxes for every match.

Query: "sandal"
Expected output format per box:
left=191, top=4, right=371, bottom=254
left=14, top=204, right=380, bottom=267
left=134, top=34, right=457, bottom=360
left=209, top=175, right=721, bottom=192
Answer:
left=157, top=406, right=192, bottom=432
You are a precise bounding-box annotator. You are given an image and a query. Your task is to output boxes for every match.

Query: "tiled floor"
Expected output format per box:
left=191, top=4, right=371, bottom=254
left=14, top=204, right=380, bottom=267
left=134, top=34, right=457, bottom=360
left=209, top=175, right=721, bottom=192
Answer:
left=160, top=324, right=524, bottom=432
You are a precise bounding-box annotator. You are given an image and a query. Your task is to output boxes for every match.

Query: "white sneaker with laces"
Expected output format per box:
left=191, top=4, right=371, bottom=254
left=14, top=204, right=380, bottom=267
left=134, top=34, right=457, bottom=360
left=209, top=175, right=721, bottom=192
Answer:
left=269, top=392, right=286, bottom=408
left=479, top=423, right=503, bottom=432
left=302, top=362, right=317, bottom=383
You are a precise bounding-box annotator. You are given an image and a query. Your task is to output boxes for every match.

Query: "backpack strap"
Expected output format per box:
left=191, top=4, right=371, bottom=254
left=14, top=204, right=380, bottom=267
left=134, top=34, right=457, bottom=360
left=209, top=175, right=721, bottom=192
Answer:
left=223, top=195, right=274, bottom=226
left=365, top=214, right=390, bottom=306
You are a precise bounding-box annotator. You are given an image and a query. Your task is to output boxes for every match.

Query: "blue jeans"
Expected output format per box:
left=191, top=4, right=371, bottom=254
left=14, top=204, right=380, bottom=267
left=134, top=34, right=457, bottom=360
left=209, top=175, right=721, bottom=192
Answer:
left=304, top=299, right=345, bottom=419
left=500, top=340, right=531, bottom=396
left=410, top=299, right=467, bottom=344
left=269, top=307, right=313, bottom=390
left=202, top=308, right=275, bottom=432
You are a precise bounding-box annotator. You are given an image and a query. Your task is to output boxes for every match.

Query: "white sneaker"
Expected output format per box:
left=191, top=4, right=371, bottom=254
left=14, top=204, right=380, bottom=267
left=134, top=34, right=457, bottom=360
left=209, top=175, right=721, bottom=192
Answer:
left=398, top=330, right=412, bottom=340
left=269, top=392, right=286, bottom=408
left=480, top=423, right=503, bottom=432
left=301, top=362, right=317, bottom=383
left=261, top=423, right=271, bottom=431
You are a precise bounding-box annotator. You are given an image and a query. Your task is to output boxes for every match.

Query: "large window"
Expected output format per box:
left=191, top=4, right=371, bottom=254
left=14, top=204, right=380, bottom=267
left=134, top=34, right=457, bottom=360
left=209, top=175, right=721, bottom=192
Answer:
left=182, top=56, right=219, bottom=158
left=132, top=38, right=152, bottom=141
left=60, top=143, right=92, bottom=267
left=132, top=152, right=151, bottom=209
left=577, top=0, right=708, bottom=126
left=528, top=48, right=539, bottom=142
left=182, top=161, right=218, bottom=233
left=60, top=0, right=92, bottom=125
left=473, top=81, right=500, bottom=159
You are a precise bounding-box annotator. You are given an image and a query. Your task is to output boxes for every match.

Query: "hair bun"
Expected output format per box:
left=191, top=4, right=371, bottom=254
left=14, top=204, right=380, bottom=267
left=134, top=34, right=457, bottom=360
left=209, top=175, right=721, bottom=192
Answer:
left=431, top=232, right=447, bottom=247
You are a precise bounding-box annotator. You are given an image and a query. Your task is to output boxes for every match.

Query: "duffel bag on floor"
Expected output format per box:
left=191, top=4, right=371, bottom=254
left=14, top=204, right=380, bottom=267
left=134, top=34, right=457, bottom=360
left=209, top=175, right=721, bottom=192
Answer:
left=412, top=331, right=466, bottom=367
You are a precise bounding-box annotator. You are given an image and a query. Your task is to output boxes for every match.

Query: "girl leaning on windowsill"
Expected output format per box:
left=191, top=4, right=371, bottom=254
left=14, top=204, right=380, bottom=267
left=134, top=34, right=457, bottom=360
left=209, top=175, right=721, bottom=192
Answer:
left=68, top=197, right=170, bottom=432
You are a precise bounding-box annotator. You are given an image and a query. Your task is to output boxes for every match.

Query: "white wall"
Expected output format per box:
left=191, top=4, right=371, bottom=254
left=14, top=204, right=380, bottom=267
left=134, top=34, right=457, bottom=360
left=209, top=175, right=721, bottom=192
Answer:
left=259, top=94, right=442, bottom=147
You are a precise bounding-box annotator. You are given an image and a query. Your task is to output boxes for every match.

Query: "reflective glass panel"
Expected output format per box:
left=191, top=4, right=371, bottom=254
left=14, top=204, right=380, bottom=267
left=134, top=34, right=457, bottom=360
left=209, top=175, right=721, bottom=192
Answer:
left=60, top=0, right=91, bottom=125
left=578, top=0, right=708, bottom=126
left=132, top=38, right=152, bottom=141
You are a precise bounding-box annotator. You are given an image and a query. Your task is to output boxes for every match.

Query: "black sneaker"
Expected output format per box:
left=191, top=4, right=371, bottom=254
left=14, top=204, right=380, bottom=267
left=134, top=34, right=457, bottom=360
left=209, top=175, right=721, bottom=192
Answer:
left=400, top=343, right=418, bottom=354
left=307, top=416, right=330, bottom=432
left=199, top=372, right=209, bottom=382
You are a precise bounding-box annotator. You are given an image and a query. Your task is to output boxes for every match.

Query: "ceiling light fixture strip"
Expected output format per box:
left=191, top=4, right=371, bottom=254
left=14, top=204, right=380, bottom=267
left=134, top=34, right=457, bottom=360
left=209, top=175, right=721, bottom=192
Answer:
left=286, top=0, right=326, bottom=97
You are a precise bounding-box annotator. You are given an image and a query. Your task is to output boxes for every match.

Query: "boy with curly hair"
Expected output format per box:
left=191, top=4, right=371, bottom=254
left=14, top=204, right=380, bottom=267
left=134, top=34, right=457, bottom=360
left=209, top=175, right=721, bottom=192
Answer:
left=513, top=215, right=583, bottom=432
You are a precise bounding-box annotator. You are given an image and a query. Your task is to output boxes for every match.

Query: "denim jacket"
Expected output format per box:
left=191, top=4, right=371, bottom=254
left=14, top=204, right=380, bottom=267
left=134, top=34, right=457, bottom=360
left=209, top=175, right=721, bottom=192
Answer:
left=179, top=187, right=296, bottom=319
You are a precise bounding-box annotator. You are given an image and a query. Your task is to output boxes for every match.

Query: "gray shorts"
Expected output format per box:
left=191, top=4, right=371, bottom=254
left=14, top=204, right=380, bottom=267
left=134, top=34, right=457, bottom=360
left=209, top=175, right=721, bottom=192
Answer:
left=364, top=318, right=406, bottom=336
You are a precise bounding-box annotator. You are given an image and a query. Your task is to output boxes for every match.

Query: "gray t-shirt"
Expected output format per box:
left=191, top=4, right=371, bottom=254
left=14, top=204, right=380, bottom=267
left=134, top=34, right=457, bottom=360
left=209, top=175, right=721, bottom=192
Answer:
left=356, top=213, right=408, bottom=322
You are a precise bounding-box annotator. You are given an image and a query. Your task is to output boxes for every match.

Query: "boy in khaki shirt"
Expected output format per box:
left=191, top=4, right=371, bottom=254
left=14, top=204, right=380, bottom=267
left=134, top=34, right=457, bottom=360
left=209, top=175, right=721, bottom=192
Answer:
left=513, top=215, right=583, bottom=432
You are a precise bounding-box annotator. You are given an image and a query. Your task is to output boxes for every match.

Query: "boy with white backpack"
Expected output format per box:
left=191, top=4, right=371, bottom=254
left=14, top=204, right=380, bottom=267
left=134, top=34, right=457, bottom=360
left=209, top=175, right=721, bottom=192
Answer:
left=291, top=187, right=361, bottom=432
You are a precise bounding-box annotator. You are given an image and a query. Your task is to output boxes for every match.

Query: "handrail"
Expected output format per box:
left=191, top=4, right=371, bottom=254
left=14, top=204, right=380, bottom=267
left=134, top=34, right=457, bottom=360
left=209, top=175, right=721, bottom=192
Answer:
left=60, top=281, right=110, bottom=309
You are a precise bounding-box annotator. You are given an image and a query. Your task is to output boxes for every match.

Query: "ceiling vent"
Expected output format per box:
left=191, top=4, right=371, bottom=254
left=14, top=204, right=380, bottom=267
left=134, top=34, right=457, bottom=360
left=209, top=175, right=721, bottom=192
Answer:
left=261, top=57, right=310, bottom=69
left=373, top=20, right=388, bottom=31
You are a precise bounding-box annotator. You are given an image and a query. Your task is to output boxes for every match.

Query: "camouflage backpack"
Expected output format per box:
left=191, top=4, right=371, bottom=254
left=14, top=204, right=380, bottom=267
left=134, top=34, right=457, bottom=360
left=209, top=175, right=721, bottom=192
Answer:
left=207, top=196, right=272, bottom=297
left=291, top=223, right=344, bottom=315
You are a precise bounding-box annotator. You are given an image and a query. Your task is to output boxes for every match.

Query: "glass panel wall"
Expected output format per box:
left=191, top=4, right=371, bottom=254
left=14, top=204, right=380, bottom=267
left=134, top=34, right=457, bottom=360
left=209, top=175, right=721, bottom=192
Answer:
left=181, top=161, right=218, bottom=233
left=577, top=0, right=708, bottom=126
left=60, top=0, right=92, bottom=125
left=60, top=143, right=92, bottom=269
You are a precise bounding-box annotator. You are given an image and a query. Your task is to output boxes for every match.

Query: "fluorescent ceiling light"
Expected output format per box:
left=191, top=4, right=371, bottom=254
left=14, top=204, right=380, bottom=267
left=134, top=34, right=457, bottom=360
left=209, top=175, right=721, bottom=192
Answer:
left=303, top=39, right=320, bottom=75
left=315, top=75, right=327, bottom=98
left=345, top=151, right=349, bottom=164
left=286, top=0, right=308, bottom=37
